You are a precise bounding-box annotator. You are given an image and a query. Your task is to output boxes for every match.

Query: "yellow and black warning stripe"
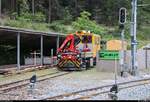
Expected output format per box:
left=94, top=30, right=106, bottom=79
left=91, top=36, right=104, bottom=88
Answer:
left=58, top=59, right=67, bottom=67
left=58, top=58, right=81, bottom=69
left=59, top=59, right=68, bottom=68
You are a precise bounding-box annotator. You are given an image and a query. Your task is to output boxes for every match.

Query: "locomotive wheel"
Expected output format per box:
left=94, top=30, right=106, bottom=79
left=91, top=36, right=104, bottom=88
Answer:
left=93, top=57, right=97, bottom=66
left=86, top=60, right=90, bottom=70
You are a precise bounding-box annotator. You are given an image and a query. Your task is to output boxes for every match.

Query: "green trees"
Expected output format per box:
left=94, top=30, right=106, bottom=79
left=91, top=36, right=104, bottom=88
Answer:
left=72, top=11, right=105, bottom=35
left=1, top=0, right=149, bottom=26
left=0, top=0, right=149, bottom=41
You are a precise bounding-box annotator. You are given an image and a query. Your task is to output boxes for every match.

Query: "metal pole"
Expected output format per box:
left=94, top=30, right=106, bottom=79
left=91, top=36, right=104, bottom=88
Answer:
left=131, top=0, right=138, bottom=76
left=40, top=35, right=43, bottom=66
left=56, top=35, right=60, bottom=64
left=57, top=35, right=60, bottom=50
left=51, top=49, right=53, bottom=65
left=17, top=32, right=21, bottom=70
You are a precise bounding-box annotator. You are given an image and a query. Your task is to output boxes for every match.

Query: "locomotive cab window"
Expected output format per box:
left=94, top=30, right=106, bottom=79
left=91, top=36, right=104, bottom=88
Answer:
left=81, top=35, right=92, bottom=43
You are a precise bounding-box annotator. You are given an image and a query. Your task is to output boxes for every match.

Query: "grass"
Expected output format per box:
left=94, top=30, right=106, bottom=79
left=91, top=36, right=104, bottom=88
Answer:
left=0, top=18, right=149, bottom=49
left=4, top=19, right=51, bottom=32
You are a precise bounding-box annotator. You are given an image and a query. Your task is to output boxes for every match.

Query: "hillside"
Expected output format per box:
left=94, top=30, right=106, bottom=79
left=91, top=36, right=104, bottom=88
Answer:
left=0, top=0, right=149, bottom=49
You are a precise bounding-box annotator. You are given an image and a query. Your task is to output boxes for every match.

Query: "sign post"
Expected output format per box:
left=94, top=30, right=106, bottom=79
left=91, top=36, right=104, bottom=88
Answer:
left=108, top=56, right=118, bottom=100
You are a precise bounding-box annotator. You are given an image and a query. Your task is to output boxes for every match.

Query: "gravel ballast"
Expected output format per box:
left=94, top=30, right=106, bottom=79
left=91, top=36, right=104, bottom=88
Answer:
left=0, top=68, right=150, bottom=100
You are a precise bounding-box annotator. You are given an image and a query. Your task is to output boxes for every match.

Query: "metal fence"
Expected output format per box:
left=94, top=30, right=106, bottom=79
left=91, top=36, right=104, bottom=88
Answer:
left=126, top=49, right=150, bottom=70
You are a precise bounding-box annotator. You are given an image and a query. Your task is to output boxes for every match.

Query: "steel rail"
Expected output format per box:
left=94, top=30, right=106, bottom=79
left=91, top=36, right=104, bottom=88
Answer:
left=74, top=81, right=150, bottom=100
left=0, top=71, right=60, bottom=88
left=0, top=71, right=71, bottom=92
left=44, top=77, right=150, bottom=100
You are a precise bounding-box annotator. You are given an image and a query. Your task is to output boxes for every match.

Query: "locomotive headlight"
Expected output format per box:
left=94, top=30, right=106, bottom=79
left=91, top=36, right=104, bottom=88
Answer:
left=77, top=54, right=80, bottom=58
left=57, top=54, right=61, bottom=59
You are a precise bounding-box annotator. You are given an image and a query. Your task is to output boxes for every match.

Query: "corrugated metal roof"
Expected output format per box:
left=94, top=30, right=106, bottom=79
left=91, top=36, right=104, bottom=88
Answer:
left=0, top=26, right=66, bottom=37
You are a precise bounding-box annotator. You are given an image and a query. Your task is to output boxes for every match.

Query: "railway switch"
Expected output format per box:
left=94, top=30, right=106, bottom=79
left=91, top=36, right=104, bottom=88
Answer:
left=108, top=84, right=118, bottom=100
left=30, top=75, right=37, bottom=83
left=28, top=74, right=37, bottom=95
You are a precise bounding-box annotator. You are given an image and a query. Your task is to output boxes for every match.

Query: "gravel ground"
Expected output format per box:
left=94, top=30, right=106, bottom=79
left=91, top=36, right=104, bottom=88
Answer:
left=1, top=68, right=150, bottom=100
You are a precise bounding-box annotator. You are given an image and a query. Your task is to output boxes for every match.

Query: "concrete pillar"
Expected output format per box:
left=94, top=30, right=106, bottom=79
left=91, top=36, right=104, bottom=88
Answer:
left=40, top=35, right=43, bottom=66
left=17, top=32, right=21, bottom=70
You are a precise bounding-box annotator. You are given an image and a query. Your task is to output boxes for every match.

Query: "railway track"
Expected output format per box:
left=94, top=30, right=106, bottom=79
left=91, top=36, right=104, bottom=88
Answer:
left=0, top=71, right=72, bottom=93
left=43, top=77, right=150, bottom=100
left=1, top=65, right=53, bottom=77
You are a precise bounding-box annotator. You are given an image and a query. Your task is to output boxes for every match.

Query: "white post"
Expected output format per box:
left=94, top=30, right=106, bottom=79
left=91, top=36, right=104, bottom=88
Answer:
left=34, top=51, right=36, bottom=66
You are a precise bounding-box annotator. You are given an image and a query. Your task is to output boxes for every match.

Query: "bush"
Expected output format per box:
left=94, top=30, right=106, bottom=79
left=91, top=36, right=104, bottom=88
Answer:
left=5, top=18, right=50, bottom=32
left=48, top=21, right=66, bottom=32
left=5, top=12, right=48, bottom=31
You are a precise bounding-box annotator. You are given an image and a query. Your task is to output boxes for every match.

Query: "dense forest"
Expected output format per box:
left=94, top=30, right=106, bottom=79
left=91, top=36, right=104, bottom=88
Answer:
left=0, top=0, right=150, bottom=42
left=0, top=0, right=149, bottom=65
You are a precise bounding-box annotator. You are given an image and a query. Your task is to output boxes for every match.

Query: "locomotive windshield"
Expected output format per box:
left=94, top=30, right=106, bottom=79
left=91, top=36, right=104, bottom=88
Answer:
left=81, top=35, right=92, bottom=43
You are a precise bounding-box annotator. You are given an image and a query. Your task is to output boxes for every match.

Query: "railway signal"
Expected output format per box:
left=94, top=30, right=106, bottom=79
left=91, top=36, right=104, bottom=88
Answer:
left=28, top=74, right=37, bottom=95
left=119, top=7, right=128, bottom=77
left=119, top=7, right=127, bottom=25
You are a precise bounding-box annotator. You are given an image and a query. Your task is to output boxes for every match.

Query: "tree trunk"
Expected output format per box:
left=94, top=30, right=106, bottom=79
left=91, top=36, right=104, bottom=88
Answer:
left=16, top=1, right=20, bottom=16
left=32, top=0, right=35, bottom=15
left=74, top=0, right=78, bottom=17
left=48, top=0, right=51, bottom=23
left=0, top=0, right=1, bottom=17
left=10, top=0, right=16, bottom=12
